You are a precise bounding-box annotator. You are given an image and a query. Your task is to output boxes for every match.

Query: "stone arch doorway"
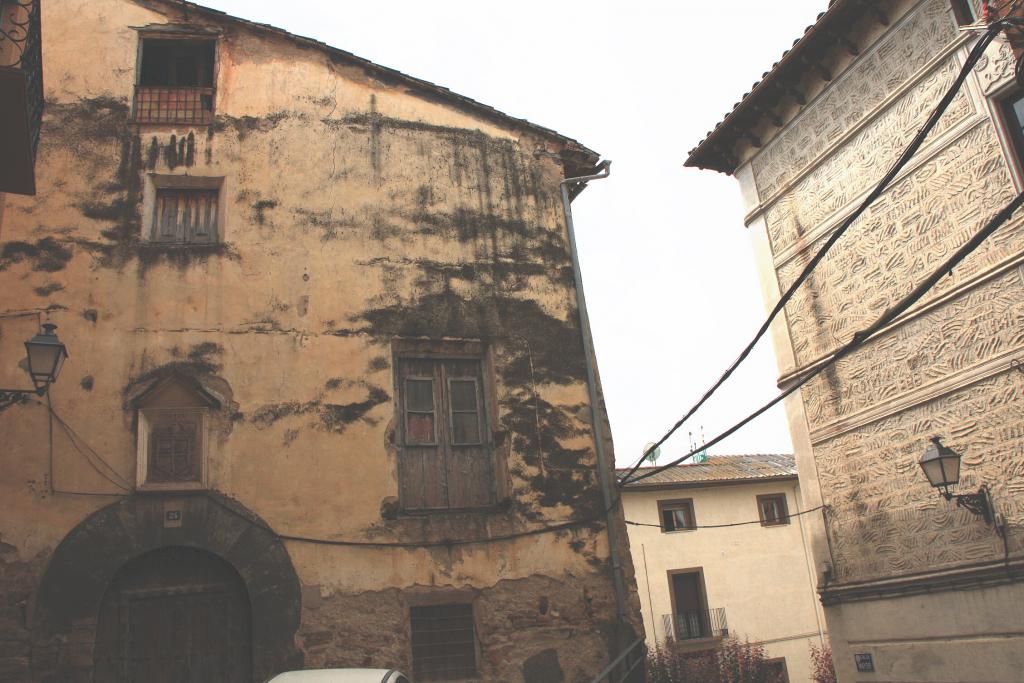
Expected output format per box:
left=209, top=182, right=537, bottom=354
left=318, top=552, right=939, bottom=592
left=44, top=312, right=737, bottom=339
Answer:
left=32, top=492, right=302, bottom=681
left=94, top=546, right=253, bottom=682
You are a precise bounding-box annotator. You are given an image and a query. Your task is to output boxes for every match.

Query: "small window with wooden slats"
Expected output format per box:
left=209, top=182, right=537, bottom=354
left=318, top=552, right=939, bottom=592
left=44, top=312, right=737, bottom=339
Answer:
left=410, top=603, right=478, bottom=681
left=152, top=188, right=219, bottom=243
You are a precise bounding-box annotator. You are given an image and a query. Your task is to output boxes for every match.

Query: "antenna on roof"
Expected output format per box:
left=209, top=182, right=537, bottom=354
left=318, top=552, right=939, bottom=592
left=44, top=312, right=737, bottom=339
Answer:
left=643, top=442, right=660, bottom=465
left=693, top=426, right=709, bottom=464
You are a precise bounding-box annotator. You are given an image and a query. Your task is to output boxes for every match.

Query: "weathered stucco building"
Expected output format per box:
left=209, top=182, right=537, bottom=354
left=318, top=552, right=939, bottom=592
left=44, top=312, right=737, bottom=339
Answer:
left=0, top=0, right=643, bottom=680
left=619, top=454, right=826, bottom=683
left=687, top=1, right=1024, bottom=681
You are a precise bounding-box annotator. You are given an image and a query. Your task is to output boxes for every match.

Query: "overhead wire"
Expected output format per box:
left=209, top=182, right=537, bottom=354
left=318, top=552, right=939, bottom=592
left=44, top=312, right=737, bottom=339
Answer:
left=623, top=188, right=1024, bottom=485
left=618, top=18, right=1018, bottom=485
left=33, top=397, right=133, bottom=493
left=625, top=504, right=826, bottom=530
left=206, top=491, right=618, bottom=549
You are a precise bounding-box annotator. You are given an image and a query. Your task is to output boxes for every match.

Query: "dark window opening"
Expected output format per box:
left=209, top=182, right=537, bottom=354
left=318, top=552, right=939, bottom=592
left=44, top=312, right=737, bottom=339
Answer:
left=766, top=657, right=790, bottom=683
left=139, top=39, right=215, bottom=87
left=153, top=188, right=219, bottom=244
left=950, top=0, right=975, bottom=26
left=135, top=38, right=215, bottom=124
left=397, top=355, right=494, bottom=510
left=410, top=604, right=477, bottom=681
left=757, top=493, right=790, bottom=526
left=664, top=570, right=727, bottom=641
left=658, top=499, right=696, bottom=532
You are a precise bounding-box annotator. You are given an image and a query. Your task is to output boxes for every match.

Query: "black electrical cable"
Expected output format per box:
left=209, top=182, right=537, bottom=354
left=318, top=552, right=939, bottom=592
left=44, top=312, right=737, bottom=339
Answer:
left=207, top=493, right=619, bottom=549
left=625, top=504, right=826, bottom=530
left=618, top=19, right=1017, bottom=485
left=623, top=189, right=1024, bottom=485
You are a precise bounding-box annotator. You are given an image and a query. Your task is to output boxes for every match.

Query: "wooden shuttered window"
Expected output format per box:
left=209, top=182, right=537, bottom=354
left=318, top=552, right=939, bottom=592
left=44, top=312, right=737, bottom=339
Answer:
left=410, top=604, right=478, bottom=681
left=398, top=358, right=494, bottom=511
left=153, top=188, right=219, bottom=243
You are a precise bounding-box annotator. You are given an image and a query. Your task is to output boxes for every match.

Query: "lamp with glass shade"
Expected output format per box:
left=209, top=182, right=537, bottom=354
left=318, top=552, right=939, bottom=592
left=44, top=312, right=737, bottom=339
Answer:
left=1, top=323, right=69, bottom=409
left=918, top=436, right=993, bottom=524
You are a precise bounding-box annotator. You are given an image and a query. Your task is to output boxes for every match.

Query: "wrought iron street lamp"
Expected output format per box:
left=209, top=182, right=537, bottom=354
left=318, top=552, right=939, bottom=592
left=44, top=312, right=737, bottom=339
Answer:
left=918, top=436, right=994, bottom=524
left=0, top=323, right=69, bottom=408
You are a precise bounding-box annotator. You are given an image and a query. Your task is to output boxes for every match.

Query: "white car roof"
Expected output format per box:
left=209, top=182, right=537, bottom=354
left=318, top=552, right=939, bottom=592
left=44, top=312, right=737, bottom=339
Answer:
left=267, top=669, right=408, bottom=683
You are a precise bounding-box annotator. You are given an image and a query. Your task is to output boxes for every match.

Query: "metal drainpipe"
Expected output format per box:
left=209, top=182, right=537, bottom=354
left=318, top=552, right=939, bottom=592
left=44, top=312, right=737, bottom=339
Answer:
left=558, top=160, right=628, bottom=624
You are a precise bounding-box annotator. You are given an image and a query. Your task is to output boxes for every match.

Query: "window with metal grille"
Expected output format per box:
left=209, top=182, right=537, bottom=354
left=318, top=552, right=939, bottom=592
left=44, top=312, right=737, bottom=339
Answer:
left=658, top=499, right=696, bottom=532
left=410, top=604, right=477, bottom=681
left=135, top=38, right=216, bottom=124
left=397, top=355, right=494, bottom=510
left=757, top=493, right=790, bottom=526
left=152, top=188, right=219, bottom=244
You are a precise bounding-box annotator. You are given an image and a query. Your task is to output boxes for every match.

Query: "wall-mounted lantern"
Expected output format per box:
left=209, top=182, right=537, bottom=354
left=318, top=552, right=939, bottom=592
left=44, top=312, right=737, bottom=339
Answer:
left=918, top=436, right=994, bottom=524
left=0, top=323, right=69, bottom=409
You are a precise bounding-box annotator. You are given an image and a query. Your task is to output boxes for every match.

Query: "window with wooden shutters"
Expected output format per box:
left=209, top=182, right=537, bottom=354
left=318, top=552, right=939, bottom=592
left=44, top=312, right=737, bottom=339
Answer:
left=397, top=357, right=494, bottom=511
left=153, top=188, right=219, bottom=243
left=410, top=603, right=478, bottom=681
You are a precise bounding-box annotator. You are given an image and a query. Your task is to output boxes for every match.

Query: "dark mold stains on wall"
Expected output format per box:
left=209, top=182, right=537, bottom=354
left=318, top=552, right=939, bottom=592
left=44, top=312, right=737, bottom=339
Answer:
left=33, top=282, right=64, bottom=297
left=126, top=342, right=225, bottom=395
left=0, top=238, right=73, bottom=273
left=252, top=199, right=279, bottom=225
left=27, top=98, right=236, bottom=272
left=251, top=380, right=390, bottom=438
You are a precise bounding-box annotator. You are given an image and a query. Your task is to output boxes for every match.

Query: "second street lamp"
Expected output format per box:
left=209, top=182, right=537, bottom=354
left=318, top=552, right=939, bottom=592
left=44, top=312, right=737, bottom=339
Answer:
left=918, top=436, right=994, bottom=524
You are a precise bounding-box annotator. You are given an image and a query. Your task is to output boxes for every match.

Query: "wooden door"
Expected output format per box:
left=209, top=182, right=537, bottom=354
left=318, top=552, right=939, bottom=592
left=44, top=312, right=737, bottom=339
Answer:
left=95, top=546, right=252, bottom=682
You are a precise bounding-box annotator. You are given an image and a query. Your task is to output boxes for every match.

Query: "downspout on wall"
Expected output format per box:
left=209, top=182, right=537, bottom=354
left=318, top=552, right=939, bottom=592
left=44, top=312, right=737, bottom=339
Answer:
left=558, top=161, right=630, bottom=627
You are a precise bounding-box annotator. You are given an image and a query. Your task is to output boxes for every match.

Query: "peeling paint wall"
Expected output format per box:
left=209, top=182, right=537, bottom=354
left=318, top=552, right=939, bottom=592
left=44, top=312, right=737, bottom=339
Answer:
left=0, top=0, right=642, bottom=680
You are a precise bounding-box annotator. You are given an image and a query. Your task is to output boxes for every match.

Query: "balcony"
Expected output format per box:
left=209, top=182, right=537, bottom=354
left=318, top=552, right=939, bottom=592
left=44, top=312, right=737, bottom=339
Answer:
left=0, top=0, right=42, bottom=195
left=662, top=608, right=729, bottom=641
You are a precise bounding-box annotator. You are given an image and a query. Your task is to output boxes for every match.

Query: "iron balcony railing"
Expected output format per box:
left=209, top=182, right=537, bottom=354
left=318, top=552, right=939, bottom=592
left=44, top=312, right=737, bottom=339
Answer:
left=663, top=608, right=729, bottom=641
left=133, top=85, right=215, bottom=125
left=0, top=0, right=43, bottom=194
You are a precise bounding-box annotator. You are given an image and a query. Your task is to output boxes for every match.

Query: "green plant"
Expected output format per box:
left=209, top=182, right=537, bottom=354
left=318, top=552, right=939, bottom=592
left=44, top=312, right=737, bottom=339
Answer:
left=647, top=638, right=785, bottom=683
left=809, top=642, right=836, bottom=683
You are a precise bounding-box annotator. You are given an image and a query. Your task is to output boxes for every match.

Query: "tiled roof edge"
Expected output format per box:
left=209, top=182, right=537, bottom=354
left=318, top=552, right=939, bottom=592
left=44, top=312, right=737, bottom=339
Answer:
left=136, top=0, right=601, bottom=172
left=684, top=0, right=855, bottom=174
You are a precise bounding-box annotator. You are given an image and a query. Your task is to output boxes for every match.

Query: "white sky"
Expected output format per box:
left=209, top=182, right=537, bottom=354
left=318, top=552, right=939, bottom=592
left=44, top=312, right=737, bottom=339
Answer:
left=200, top=0, right=828, bottom=466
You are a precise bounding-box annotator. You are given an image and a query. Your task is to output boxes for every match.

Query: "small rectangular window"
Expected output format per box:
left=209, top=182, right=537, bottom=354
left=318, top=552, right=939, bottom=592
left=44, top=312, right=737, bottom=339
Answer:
left=658, top=499, right=696, bottom=532
left=757, top=493, right=790, bottom=526
left=410, top=603, right=478, bottom=681
left=152, top=188, right=219, bottom=244
left=135, top=38, right=216, bottom=124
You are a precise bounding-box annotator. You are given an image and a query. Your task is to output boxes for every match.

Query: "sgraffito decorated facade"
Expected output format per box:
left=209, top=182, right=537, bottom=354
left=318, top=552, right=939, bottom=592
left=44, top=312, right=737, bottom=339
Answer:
left=688, top=0, right=1024, bottom=680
